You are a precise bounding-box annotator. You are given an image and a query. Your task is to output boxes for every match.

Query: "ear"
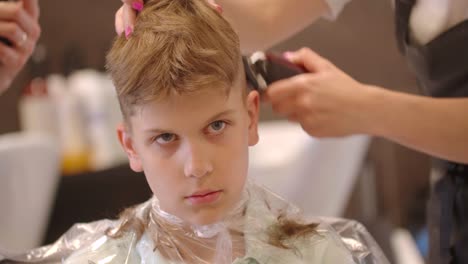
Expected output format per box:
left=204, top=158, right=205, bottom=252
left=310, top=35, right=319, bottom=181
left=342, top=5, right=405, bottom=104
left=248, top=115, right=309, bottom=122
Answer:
left=116, top=123, right=143, bottom=172
left=246, top=90, right=260, bottom=146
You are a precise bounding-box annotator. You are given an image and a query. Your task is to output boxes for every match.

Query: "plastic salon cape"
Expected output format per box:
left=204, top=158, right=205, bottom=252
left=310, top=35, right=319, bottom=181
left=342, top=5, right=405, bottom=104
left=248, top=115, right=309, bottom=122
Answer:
left=0, top=183, right=389, bottom=264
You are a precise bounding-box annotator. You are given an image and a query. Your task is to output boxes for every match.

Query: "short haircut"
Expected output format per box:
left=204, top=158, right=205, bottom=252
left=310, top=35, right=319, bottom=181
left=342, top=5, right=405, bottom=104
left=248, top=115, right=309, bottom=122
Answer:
left=106, top=0, right=241, bottom=118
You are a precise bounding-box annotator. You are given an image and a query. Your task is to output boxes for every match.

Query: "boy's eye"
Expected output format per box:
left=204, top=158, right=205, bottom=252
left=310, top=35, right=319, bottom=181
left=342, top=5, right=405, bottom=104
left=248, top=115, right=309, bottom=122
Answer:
left=155, top=133, right=176, bottom=144
left=207, top=120, right=226, bottom=134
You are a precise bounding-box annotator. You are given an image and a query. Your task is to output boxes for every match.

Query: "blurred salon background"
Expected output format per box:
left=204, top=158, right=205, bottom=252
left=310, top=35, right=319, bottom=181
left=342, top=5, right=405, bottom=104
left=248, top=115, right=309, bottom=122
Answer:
left=0, top=0, right=429, bottom=263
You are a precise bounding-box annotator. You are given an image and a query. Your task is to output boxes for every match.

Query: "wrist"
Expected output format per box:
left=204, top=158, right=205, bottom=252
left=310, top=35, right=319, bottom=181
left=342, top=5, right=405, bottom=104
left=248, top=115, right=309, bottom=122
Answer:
left=356, top=84, right=393, bottom=137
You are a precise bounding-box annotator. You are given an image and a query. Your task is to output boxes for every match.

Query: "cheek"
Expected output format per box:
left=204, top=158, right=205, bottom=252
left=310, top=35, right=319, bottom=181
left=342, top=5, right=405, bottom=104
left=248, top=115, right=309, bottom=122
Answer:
left=140, top=149, right=181, bottom=197
left=219, top=126, right=250, bottom=178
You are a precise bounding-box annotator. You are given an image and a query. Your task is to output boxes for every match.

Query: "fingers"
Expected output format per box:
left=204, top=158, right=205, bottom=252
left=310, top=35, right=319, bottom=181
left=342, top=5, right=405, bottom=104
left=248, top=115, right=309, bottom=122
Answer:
left=16, top=9, right=40, bottom=46
left=121, top=0, right=136, bottom=5
left=271, top=99, right=297, bottom=117
left=265, top=47, right=332, bottom=104
left=116, top=0, right=142, bottom=37
left=284, top=47, right=333, bottom=73
left=123, top=3, right=136, bottom=38
left=206, top=0, right=223, bottom=13
left=0, top=1, right=40, bottom=94
left=267, top=78, right=306, bottom=117
left=115, top=0, right=220, bottom=38
left=264, top=69, right=318, bottom=123
left=115, top=1, right=139, bottom=38
left=0, top=22, right=25, bottom=47
left=270, top=95, right=316, bottom=128
left=0, top=2, right=40, bottom=49
left=23, top=0, right=40, bottom=20
left=0, top=41, right=19, bottom=66
left=115, top=6, right=125, bottom=35
left=121, top=0, right=144, bottom=11
left=265, top=74, right=310, bottom=104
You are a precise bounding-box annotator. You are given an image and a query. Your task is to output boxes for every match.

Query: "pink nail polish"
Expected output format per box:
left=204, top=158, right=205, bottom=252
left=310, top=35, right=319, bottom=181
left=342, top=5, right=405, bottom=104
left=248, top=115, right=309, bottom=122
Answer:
left=214, top=4, right=223, bottom=14
left=125, top=26, right=133, bottom=39
left=283, top=51, right=294, bottom=61
left=132, top=1, right=144, bottom=12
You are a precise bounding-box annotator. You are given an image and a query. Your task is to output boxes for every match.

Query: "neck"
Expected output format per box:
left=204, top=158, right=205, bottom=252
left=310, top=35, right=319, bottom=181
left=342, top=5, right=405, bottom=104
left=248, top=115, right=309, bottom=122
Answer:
left=147, top=194, right=249, bottom=263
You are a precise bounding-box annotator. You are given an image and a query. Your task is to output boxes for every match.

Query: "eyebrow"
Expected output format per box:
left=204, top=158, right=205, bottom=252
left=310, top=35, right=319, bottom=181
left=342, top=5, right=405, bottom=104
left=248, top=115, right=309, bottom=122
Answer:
left=143, top=109, right=236, bottom=134
left=206, top=109, right=236, bottom=123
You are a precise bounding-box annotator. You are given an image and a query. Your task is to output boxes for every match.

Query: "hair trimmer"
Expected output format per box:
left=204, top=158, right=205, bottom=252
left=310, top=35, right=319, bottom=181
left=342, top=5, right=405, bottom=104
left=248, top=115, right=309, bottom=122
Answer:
left=243, top=51, right=307, bottom=92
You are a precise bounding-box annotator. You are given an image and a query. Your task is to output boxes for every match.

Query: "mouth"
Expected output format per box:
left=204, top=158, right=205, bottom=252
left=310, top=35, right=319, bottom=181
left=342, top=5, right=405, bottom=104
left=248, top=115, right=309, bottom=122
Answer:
left=185, top=190, right=223, bottom=205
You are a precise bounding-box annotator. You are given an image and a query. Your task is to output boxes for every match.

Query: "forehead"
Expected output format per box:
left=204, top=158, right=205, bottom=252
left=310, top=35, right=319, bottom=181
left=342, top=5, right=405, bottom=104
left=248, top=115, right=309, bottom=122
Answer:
left=130, top=83, right=245, bottom=131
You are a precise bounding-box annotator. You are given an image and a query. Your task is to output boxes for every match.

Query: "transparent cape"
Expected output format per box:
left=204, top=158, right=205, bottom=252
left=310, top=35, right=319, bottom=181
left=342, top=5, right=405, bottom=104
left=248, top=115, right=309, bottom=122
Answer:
left=0, top=182, right=389, bottom=264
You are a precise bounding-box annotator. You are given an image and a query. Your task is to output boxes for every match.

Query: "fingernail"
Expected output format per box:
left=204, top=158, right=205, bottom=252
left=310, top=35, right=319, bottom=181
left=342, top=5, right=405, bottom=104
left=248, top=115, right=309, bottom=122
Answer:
left=283, top=51, right=294, bottom=61
left=132, top=1, right=144, bottom=12
left=214, top=4, right=223, bottom=14
left=125, top=26, right=133, bottom=39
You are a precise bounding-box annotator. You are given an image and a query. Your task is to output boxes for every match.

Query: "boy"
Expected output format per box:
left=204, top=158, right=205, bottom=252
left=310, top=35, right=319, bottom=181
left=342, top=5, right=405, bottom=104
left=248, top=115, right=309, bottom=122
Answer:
left=1, top=0, right=387, bottom=263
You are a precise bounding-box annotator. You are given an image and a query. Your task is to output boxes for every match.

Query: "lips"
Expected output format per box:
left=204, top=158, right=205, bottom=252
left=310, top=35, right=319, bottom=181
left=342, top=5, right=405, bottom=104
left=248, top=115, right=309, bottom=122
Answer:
left=187, top=190, right=220, bottom=198
left=185, top=190, right=223, bottom=205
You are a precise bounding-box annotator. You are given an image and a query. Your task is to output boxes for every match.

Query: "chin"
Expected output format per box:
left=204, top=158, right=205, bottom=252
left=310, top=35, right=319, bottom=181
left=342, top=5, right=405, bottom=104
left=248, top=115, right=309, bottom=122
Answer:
left=189, top=213, right=224, bottom=226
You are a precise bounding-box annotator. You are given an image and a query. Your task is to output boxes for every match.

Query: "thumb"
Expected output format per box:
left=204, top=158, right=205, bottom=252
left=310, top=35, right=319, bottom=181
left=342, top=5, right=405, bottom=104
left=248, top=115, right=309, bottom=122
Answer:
left=284, top=48, right=332, bottom=73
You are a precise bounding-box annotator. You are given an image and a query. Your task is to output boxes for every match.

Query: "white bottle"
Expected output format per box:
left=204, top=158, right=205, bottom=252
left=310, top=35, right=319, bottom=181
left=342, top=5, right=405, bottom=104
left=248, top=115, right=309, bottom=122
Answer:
left=18, top=77, right=57, bottom=138
left=48, top=74, right=90, bottom=175
left=68, top=70, right=125, bottom=171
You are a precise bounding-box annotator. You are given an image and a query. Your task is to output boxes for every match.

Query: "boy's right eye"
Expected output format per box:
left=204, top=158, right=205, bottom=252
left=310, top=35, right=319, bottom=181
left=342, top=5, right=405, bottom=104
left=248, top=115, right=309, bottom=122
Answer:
left=155, top=133, right=177, bottom=145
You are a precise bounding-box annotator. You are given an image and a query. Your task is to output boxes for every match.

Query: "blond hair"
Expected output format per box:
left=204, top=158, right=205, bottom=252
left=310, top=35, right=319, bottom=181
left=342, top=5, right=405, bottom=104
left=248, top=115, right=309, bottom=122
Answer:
left=106, top=0, right=241, bottom=117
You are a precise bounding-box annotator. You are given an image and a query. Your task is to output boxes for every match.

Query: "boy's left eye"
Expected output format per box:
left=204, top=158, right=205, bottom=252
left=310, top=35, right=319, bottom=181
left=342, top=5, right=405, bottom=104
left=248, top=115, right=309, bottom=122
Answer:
left=207, top=120, right=227, bottom=134
left=155, top=133, right=177, bottom=145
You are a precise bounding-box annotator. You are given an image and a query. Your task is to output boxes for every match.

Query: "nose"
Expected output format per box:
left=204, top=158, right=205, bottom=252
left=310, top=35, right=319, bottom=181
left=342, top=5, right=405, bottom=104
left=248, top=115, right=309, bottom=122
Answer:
left=183, top=143, right=213, bottom=179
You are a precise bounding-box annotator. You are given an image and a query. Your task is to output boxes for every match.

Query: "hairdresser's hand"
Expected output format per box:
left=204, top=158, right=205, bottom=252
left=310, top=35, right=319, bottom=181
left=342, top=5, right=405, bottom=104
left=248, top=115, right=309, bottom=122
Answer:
left=0, top=0, right=40, bottom=95
left=265, top=48, right=378, bottom=138
left=115, top=0, right=220, bottom=38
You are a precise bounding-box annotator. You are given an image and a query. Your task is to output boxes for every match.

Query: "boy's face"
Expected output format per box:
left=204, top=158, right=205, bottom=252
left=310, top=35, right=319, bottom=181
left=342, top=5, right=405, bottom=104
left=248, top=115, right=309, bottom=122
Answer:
left=117, top=80, right=259, bottom=226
